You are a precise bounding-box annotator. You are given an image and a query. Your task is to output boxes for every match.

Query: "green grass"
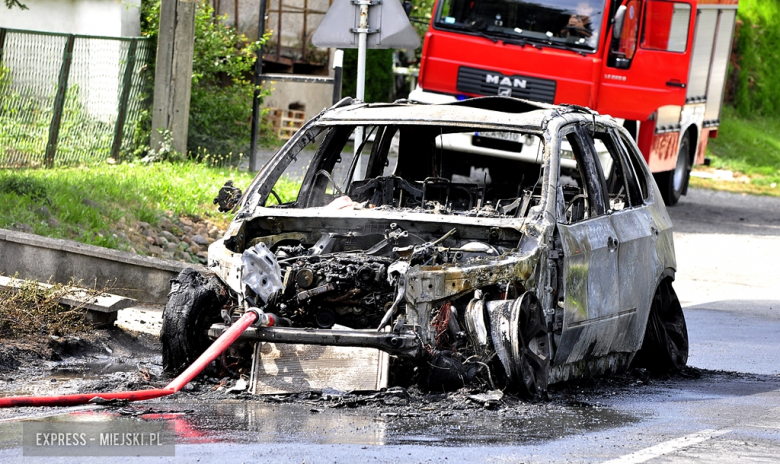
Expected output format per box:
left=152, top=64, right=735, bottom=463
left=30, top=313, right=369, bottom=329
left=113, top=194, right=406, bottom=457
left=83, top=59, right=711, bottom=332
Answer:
left=698, top=106, right=780, bottom=195
left=0, top=162, right=300, bottom=251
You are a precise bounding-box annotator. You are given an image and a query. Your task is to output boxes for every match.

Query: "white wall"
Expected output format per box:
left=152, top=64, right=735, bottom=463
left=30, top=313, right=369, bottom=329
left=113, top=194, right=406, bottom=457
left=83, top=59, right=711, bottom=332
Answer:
left=1, top=0, right=143, bottom=124
left=0, top=0, right=141, bottom=37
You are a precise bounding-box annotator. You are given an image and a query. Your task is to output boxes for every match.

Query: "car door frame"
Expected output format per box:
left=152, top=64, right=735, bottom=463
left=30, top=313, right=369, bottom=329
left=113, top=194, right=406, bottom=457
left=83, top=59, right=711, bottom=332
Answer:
left=554, top=124, right=624, bottom=367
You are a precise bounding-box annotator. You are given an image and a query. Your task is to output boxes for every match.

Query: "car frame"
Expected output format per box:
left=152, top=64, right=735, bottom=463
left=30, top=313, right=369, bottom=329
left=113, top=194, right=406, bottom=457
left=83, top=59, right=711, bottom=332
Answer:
left=162, top=96, right=688, bottom=396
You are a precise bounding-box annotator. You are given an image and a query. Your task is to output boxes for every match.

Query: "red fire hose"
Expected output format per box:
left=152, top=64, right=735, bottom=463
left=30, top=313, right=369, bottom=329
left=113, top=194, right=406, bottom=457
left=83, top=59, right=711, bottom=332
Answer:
left=0, top=311, right=260, bottom=408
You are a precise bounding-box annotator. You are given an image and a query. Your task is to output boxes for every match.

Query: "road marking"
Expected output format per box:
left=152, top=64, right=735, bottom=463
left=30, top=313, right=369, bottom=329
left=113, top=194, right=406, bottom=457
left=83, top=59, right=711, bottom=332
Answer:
left=603, top=429, right=731, bottom=464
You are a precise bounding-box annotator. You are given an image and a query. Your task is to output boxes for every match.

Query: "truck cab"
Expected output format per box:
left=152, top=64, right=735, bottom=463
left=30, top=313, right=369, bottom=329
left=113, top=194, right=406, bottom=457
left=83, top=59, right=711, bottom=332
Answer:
left=411, top=0, right=738, bottom=205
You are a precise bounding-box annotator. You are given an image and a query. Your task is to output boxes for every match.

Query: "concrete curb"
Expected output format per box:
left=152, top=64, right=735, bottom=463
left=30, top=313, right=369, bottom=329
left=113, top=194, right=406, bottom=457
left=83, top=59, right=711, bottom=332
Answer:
left=0, top=228, right=206, bottom=305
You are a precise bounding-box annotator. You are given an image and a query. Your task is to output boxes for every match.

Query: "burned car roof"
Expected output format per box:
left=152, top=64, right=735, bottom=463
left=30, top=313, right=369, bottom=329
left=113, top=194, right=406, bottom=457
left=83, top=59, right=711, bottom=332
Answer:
left=163, top=97, right=686, bottom=400
left=317, top=98, right=554, bottom=129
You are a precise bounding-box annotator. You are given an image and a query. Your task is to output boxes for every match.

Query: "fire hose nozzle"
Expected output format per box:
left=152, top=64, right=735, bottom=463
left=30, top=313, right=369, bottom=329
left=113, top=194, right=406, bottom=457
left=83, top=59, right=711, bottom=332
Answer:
left=246, top=308, right=275, bottom=327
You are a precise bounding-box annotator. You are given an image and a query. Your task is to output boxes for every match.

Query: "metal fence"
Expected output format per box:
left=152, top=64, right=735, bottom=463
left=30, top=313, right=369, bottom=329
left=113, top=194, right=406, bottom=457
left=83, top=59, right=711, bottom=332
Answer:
left=0, top=28, right=152, bottom=168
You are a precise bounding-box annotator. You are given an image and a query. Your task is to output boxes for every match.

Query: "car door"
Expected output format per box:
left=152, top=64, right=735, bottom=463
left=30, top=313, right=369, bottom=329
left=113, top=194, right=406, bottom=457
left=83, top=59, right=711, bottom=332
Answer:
left=588, top=128, right=656, bottom=354
left=554, top=126, right=622, bottom=366
left=610, top=130, right=662, bottom=352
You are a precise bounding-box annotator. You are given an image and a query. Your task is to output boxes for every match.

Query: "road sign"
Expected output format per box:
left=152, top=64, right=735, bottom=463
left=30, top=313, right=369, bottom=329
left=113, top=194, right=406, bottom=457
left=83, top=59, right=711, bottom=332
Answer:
left=312, top=0, right=421, bottom=50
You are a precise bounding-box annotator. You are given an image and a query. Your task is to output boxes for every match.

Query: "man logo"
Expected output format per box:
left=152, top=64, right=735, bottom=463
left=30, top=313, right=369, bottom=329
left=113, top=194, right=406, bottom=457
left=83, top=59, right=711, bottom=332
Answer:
left=498, top=87, right=512, bottom=96
left=485, top=74, right=527, bottom=89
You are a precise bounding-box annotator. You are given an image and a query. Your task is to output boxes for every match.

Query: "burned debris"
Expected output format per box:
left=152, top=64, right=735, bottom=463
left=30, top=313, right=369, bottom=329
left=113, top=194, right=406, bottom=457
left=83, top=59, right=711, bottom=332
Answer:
left=162, top=97, right=688, bottom=398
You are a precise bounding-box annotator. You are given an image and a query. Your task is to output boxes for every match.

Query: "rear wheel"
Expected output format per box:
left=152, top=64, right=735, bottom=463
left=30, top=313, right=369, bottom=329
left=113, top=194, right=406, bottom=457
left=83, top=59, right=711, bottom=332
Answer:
left=655, top=133, right=691, bottom=206
left=633, top=278, right=689, bottom=374
left=162, top=269, right=229, bottom=375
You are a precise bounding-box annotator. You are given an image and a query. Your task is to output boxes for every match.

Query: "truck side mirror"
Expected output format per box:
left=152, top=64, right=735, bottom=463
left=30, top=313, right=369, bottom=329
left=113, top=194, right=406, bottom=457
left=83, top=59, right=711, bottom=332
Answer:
left=613, top=5, right=626, bottom=39
left=608, top=5, right=633, bottom=69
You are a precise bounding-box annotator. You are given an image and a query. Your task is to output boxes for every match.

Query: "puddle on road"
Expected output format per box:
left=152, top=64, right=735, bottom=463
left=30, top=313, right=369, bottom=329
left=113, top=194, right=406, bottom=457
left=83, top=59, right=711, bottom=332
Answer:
left=0, top=401, right=639, bottom=448
left=0, top=357, right=161, bottom=398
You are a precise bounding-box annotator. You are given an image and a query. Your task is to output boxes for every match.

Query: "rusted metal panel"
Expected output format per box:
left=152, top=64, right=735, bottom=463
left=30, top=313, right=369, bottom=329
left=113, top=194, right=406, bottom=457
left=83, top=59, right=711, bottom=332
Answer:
left=647, top=131, right=680, bottom=172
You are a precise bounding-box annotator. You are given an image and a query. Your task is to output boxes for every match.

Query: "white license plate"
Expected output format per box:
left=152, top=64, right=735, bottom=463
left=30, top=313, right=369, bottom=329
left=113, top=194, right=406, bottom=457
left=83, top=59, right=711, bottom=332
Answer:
left=476, top=131, right=523, bottom=143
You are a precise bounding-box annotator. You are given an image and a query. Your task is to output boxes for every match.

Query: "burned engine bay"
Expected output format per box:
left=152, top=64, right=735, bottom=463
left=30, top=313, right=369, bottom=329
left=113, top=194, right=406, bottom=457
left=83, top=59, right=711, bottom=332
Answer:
left=207, top=210, right=551, bottom=396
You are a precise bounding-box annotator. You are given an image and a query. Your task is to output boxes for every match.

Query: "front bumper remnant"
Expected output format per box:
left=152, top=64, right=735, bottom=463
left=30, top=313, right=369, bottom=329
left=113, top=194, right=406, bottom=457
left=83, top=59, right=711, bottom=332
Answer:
left=208, top=324, right=421, bottom=358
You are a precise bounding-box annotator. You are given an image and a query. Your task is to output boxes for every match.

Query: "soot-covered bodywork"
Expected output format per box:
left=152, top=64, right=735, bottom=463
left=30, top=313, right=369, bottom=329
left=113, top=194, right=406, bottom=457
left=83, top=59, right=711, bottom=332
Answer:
left=166, top=97, right=685, bottom=396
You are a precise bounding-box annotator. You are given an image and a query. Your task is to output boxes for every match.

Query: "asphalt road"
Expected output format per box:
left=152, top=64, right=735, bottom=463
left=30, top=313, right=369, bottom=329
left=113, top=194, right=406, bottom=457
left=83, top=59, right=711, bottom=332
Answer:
left=1, top=188, right=779, bottom=463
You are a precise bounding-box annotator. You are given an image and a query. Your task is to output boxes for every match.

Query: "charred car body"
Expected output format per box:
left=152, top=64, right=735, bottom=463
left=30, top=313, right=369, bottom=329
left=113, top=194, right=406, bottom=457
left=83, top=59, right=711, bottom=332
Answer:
left=162, top=97, right=689, bottom=396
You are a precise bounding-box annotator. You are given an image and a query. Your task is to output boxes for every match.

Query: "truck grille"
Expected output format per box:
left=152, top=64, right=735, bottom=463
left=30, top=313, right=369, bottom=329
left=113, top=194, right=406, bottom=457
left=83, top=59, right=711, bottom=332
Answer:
left=457, top=66, right=556, bottom=103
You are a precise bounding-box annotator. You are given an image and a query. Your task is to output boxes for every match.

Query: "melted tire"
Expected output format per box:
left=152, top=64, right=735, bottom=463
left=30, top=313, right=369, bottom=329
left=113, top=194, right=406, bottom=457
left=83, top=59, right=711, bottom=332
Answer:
left=633, top=278, right=689, bottom=374
left=162, top=269, right=229, bottom=375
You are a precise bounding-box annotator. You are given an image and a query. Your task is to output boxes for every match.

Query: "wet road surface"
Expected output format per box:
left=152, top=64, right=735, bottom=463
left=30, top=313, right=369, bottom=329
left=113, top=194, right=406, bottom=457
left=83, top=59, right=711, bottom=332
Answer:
left=2, top=188, right=780, bottom=463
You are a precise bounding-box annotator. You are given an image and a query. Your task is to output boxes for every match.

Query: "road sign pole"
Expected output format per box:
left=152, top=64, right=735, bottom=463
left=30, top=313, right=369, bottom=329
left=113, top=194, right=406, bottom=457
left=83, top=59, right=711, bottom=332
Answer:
left=311, top=0, right=421, bottom=183
left=353, top=2, right=369, bottom=179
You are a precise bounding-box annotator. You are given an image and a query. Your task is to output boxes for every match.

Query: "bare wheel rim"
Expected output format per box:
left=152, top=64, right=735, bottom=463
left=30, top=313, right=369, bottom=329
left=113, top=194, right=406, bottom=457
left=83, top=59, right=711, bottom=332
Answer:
left=509, top=294, right=550, bottom=396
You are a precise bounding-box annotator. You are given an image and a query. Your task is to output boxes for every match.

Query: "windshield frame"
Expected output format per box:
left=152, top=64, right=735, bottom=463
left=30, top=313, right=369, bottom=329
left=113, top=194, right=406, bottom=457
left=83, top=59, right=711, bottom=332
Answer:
left=431, top=0, right=609, bottom=54
left=247, top=120, right=551, bottom=223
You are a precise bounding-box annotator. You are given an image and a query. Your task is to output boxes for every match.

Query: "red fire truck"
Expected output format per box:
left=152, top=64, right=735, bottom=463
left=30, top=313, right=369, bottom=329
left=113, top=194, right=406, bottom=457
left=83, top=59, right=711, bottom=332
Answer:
left=409, top=0, right=738, bottom=205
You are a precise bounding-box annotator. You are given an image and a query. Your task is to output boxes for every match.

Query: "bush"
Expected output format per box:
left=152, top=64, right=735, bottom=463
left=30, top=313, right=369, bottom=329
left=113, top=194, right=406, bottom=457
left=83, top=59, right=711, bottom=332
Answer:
left=138, top=0, right=271, bottom=160
left=730, top=0, right=780, bottom=117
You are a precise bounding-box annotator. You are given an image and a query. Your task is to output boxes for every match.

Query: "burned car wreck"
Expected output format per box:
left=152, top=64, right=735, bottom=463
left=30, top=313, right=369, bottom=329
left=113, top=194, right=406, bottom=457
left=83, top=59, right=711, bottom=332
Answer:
left=162, top=97, right=688, bottom=397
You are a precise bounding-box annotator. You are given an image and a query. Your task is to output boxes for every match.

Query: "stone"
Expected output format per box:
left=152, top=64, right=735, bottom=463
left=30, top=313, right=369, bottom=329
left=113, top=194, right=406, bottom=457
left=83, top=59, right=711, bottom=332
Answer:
left=118, top=216, right=126, bottom=225
left=146, top=236, right=155, bottom=245
left=82, top=198, right=102, bottom=210
left=137, top=221, right=150, bottom=230
left=34, top=206, right=52, bottom=218
left=165, top=242, right=178, bottom=251
left=13, top=223, right=34, bottom=233
left=180, top=217, right=194, bottom=227
left=189, top=244, right=201, bottom=254
left=47, top=218, right=60, bottom=228
left=159, top=217, right=174, bottom=230
left=197, top=227, right=209, bottom=236
left=148, top=245, right=163, bottom=255
left=192, top=234, right=209, bottom=246
left=182, top=225, right=193, bottom=235
left=182, top=236, right=192, bottom=245
left=159, top=230, right=178, bottom=243
left=155, top=236, right=168, bottom=247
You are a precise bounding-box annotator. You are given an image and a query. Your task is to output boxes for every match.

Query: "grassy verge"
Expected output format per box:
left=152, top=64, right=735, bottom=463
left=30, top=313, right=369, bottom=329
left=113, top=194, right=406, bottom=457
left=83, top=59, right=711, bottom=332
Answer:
left=0, top=162, right=299, bottom=258
left=693, top=106, right=780, bottom=196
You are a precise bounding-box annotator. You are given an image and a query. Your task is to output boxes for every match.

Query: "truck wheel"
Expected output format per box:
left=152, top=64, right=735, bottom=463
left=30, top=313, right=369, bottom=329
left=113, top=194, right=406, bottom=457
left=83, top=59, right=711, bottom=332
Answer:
left=655, top=133, right=691, bottom=206
left=162, top=269, right=229, bottom=375
left=633, top=278, right=688, bottom=374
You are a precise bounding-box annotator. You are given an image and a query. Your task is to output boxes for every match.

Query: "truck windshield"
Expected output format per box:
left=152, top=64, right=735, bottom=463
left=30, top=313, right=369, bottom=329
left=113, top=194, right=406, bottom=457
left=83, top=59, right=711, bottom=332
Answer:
left=434, top=0, right=607, bottom=53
